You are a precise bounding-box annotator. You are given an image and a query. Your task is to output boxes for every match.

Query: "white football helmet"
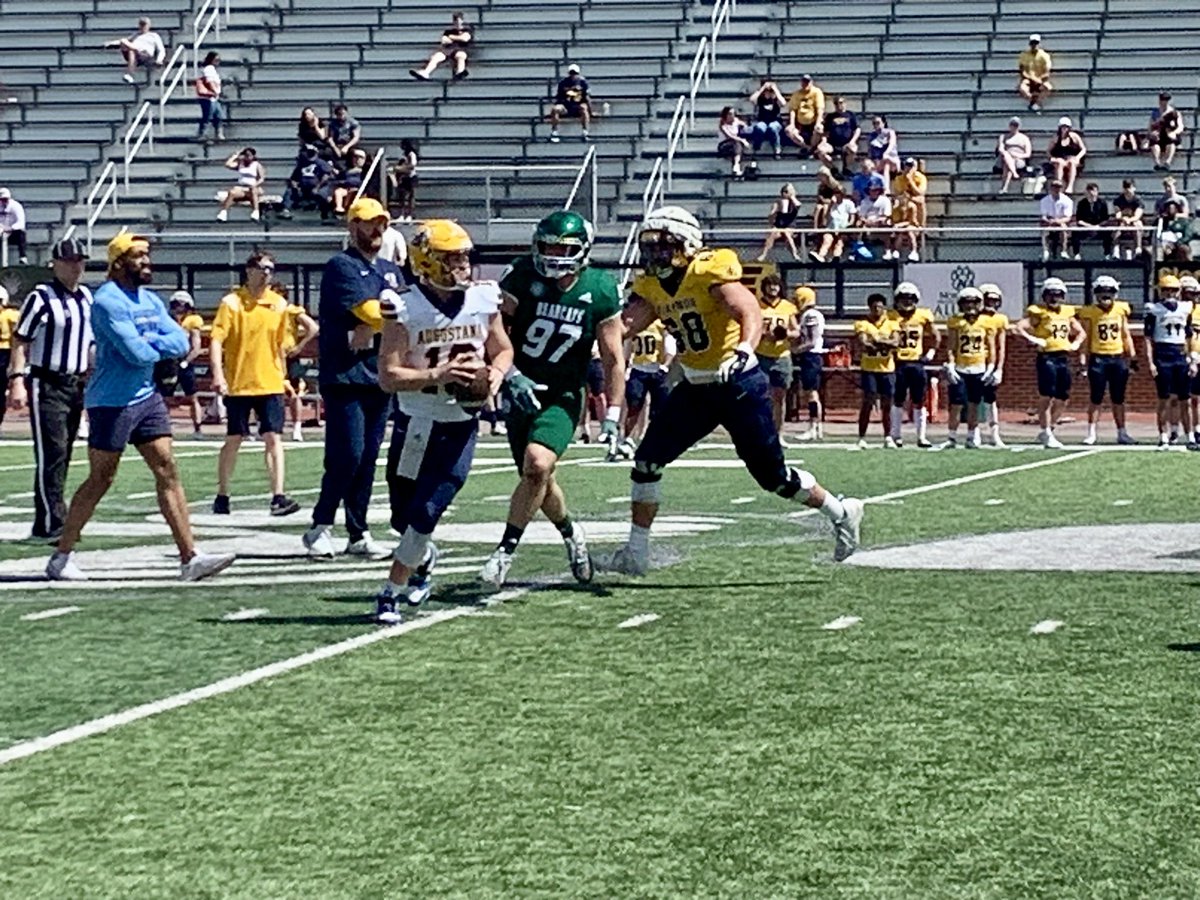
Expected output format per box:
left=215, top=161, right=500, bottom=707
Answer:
left=1041, top=277, right=1067, bottom=306
left=1092, top=275, right=1120, bottom=292
left=1180, top=275, right=1200, bottom=297
left=639, top=205, right=704, bottom=277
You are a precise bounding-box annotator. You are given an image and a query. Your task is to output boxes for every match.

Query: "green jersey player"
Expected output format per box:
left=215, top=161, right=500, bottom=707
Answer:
left=480, top=210, right=625, bottom=588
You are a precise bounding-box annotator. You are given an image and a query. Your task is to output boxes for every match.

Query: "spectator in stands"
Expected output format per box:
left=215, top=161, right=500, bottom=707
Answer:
left=748, top=78, right=786, bottom=158
left=279, top=144, right=334, bottom=220
left=410, top=11, right=471, bottom=81
left=857, top=180, right=895, bottom=258
left=756, top=183, right=802, bottom=261
left=297, top=107, right=327, bottom=149
left=784, top=74, right=824, bottom=158
left=216, top=147, right=266, bottom=222
left=811, top=186, right=857, bottom=262
left=0, top=188, right=28, bottom=264
left=813, top=164, right=843, bottom=225
left=1149, top=92, right=1185, bottom=171
left=995, top=116, right=1033, bottom=194
left=1046, top=117, right=1086, bottom=194
left=1070, top=182, right=1113, bottom=259
left=1155, top=175, right=1189, bottom=218
left=866, top=115, right=900, bottom=183
left=819, top=96, right=860, bottom=177
left=387, top=139, right=419, bottom=222
left=548, top=64, right=592, bottom=143
left=851, top=158, right=883, bottom=203
left=1039, top=178, right=1074, bottom=260
left=195, top=51, right=224, bottom=143
left=717, top=106, right=752, bottom=178
left=892, top=157, right=926, bottom=262
left=103, top=17, right=166, bottom=85
left=1017, top=33, right=1053, bottom=113
left=1158, top=201, right=1194, bottom=261
left=326, top=104, right=362, bottom=164
left=1112, top=178, right=1146, bottom=258
left=329, top=148, right=369, bottom=216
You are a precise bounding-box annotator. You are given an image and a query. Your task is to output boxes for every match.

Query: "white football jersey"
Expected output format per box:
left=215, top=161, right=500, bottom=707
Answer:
left=1146, top=300, right=1192, bottom=347
left=383, top=280, right=501, bottom=422
left=799, top=307, right=826, bottom=353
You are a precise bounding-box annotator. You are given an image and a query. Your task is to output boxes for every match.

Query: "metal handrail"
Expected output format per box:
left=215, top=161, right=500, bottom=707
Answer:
left=124, top=101, right=155, bottom=190
left=562, top=144, right=598, bottom=225
left=193, top=0, right=221, bottom=76
left=158, top=44, right=188, bottom=133
left=688, top=39, right=710, bottom=130
left=664, top=95, right=687, bottom=189
left=85, top=162, right=119, bottom=257
left=710, top=0, right=732, bottom=67
left=352, top=147, right=385, bottom=204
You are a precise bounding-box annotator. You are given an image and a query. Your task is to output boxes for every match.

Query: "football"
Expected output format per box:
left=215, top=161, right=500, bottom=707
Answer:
left=447, top=365, right=493, bottom=409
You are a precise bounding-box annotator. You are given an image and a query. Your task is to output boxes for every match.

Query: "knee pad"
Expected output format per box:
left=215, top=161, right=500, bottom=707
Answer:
left=774, top=466, right=816, bottom=501
left=631, top=459, right=662, bottom=483
left=630, top=460, right=663, bottom=503
left=392, top=527, right=431, bottom=568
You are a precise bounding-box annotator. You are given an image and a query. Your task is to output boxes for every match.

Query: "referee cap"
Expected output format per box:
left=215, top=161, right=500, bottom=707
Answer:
left=107, top=232, right=149, bottom=266
left=50, top=236, right=88, bottom=261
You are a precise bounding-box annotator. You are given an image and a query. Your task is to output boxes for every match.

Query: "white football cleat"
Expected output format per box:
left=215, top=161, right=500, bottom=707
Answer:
left=345, top=533, right=391, bottom=560
left=479, top=547, right=514, bottom=589
left=1040, top=431, right=1065, bottom=450
left=965, top=436, right=979, bottom=449
left=562, top=523, right=593, bottom=583
left=302, top=525, right=336, bottom=559
left=180, top=551, right=236, bottom=582
left=883, top=436, right=898, bottom=449
left=600, top=543, right=649, bottom=576
left=1081, top=433, right=1097, bottom=446
left=855, top=438, right=868, bottom=450
left=45, top=551, right=87, bottom=581
left=833, top=497, right=864, bottom=562
left=990, top=433, right=1006, bottom=449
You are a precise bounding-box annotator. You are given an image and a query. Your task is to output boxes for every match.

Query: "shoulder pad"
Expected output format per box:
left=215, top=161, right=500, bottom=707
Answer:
left=467, top=281, right=503, bottom=310
left=692, top=248, right=743, bottom=283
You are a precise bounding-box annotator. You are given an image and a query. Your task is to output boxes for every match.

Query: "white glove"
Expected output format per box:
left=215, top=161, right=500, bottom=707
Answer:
left=717, top=342, right=757, bottom=383
left=991, top=368, right=1003, bottom=386
left=1027, top=335, right=1047, bottom=349
left=942, top=362, right=962, bottom=385
left=982, top=365, right=996, bottom=385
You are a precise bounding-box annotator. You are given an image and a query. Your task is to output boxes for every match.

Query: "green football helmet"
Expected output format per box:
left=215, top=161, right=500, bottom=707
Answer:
left=532, top=210, right=594, bottom=278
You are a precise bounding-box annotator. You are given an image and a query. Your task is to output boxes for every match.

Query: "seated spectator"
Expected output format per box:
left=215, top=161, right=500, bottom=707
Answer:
left=818, top=96, right=860, bottom=177
left=326, top=104, right=361, bottom=165
left=1149, top=92, right=1184, bottom=171
left=1112, top=178, right=1146, bottom=259
left=1070, top=182, right=1112, bottom=259
left=216, top=147, right=266, bottom=222
left=279, top=144, right=334, bottom=220
left=0, top=188, right=28, bottom=264
left=103, top=17, right=165, bottom=85
left=1158, top=201, right=1194, bottom=261
left=1017, top=33, right=1053, bottom=113
left=1155, top=175, right=1190, bottom=218
left=851, top=159, right=884, bottom=203
left=813, top=164, right=843, bottom=227
left=866, top=115, right=900, bottom=183
left=856, top=181, right=896, bottom=259
left=784, top=74, right=825, bottom=158
left=328, top=148, right=368, bottom=215
left=811, top=187, right=857, bottom=262
left=298, top=107, right=327, bottom=149
left=387, top=139, right=419, bottom=222
left=1046, top=117, right=1086, bottom=194
left=748, top=78, right=786, bottom=158
left=995, top=116, right=1033, bottom=194
left=410, top=11, right=471, bottom=81
left=756, top=183, right=802, bottom=261
left=716, top=106, right=752, bottom=178
left=1039, top=178, right=1074, bottom=260
left=548, top=64, right=592, bottom=143
left=891, top=157, right=927, bottom=262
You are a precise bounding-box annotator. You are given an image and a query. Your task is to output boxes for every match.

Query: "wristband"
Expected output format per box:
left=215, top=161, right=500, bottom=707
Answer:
left=735, top=340, right=755, bottom=356
left=604, top=406, right=621, bottom=424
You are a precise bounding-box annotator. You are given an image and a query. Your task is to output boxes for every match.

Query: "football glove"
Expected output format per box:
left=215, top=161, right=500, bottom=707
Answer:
left=600, top=411, right=620, bottom=450
left=717, top=342, right=757, bottom=383
left=982, top=365, right=996, bottom=385
left=942, top=362, right=962, bottom=385
left=1027, top=335, right=1048, bottom=349
left=502, top=369, right=545, bottom=415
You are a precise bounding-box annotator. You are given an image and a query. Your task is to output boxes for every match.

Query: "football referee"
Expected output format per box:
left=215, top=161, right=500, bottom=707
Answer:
left=6, top=237, right=93, bottom=540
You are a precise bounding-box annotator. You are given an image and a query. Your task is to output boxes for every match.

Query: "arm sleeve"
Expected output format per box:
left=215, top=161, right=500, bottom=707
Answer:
left=91, top=295, right=162, bottom=366
left=14, top=289, right=45, bottom=341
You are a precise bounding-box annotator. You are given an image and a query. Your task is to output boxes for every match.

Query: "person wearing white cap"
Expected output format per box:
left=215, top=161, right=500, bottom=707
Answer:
left=1016, top=277, right=1084, bottom=449
left=0, top=188, right=28, bottom=264
left=1017, top=34, right=1053, bottom=113
left=1046, top=117, right=1086, bottom=194
left=1076, top=275, right=1134, bottom=445
left=548, top=63, right=592, bottom=143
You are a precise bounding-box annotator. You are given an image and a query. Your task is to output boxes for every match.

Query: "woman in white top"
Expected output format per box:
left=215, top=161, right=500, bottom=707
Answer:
left=866, top=115, right=901, bottom=182
left=196, top=51, right=224, bottom=142
left=716, top=106, right=752, bottom=178
left=216, top=147, right=266, bottom=222
left=811, top=187, right=857, bottom=262
left=995, top=116, right=1033, bottom=194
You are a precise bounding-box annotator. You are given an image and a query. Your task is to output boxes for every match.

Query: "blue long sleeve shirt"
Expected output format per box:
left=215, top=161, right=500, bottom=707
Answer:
left=86, top=280, right=189, bottom=409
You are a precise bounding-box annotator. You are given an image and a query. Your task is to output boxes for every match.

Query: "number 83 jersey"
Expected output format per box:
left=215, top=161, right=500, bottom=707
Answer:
left=630, top=248, right=744, bottom=382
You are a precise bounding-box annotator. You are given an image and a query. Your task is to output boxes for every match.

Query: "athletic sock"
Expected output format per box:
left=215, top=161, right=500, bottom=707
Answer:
left=819, top=491, right=846, bottom=523
left=807, top=401, right=819, bottom=423
left=499, top=523, right=524, bottom=554
left=915, top=408, right=928, bottom=440
left=947, top=426, right=960, bottom=442
left=889, top=406, right=903, bottom=440
left=629, top=523, right=651, bottom=556
left=384, top=580, right=406, bottom=597
left=553, top=516, right=574, bottom=539
left=970, top=426, right=981, bottom=444
left=1086, top=423, right=1097, bottom=441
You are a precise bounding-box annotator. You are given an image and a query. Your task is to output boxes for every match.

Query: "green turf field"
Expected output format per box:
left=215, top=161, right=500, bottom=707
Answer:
left=1, top=436, right=1199, bottom=898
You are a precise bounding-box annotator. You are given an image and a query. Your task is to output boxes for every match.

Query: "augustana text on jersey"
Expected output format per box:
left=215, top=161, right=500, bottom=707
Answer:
left=417, top=323, right=485, bottom=344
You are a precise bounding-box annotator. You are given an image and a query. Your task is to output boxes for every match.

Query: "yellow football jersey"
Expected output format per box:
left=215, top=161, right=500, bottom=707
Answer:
left=631, top=248, right=744, bottom=376
left=757, top=298, right=799, bottom=359
left=1188, top=304, right=1200, bottom=356
left=630, top=322, right=665, bottom=367
left=981, top=310, right=1010, bottom=336
left=179, top=312, right=204, bottom=333
left=887, top=307, right=934, bottom=362
left=1025, top=304, right=1077, bottom=352
left=853, top=316, right=898, bottom=373
left=0, top=307, right=19, bottom=350
left=1077, top=302, right=1130, bottom=355
left=946, top=315, right=992, bottom=369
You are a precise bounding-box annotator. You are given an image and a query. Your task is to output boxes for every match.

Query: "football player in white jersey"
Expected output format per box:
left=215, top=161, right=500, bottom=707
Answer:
left=374, top=220, right=514, bottom=623
left=1145, top=273, right=1193, bottom=449
left=793, top=286, right=826, bottom=440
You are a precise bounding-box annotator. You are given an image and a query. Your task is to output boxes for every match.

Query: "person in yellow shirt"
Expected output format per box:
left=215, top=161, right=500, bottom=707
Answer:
left=152, top=290, right=206, bottom=437
left=979, top=284, right=1010, bottom=447
left=209, top=251, right=301, bottom=517
left=0, top=285, right=19, bottom=433
left=617, top=320, right=675, bottom=459
left=784, top=74, right=825, bottom=156
left=755, top=274, right=801, bottom=439
left=891, top=157, right=927, bottom=262
left=1016, top=276, right=1085, bottom=448
left=1184, top=275, right=1200, bottom=445
left=1017, top=34, right=1053, bottom=113
left=886, top=282, right=938, bottom=448
left=1077, top=275, right=1135, bottom=446
left=271, top=280, right=319, bottom=443
left=943, top=288, right=997, bottom=448
left=853, top=292, right=899, bottom=448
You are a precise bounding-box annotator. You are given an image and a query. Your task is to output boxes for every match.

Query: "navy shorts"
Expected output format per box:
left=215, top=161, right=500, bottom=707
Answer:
left=586, top=357, right=605, bottom=397
left=948, top=372, right=985, bottom=407
left=387, top=409, right=477, bottom=535
left=226, top=394, right=286, bottom=436
left=1088, top=355, right=1130, bottom=406
left=893, top=362, right=928, bottom=406
left=758, top=354, right=794, bottom=390
left=625, top=367, right=669, bottom=418
left=796, top=352, right=822, bottom=391
left=981, top=380, right=998, bottom=404
left=1154, top=357, right=1190, bottom=400
left=88, top=393, right=173, bottom=453
left=860, top=370, right=895, bottom=399
left=153, top=360, right=197, bottom=397
left=635, top=368, right=787, bottom=493
left=1036, top=352, right=1072, bottom=400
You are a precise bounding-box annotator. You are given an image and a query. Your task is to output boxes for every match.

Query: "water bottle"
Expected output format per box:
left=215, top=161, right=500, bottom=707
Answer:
left=602, top=101, right=611, bottom=117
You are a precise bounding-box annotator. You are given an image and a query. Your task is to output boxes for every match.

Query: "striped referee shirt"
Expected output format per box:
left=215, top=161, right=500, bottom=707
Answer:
left=15, top=279, right=93, bottom=375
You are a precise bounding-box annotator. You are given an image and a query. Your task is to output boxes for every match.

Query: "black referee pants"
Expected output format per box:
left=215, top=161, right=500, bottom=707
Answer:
left=29, top=369, right=85, bottom=538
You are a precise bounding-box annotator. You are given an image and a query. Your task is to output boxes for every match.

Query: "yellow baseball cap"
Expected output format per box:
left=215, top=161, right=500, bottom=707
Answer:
left=107, top=232, right=149, bottom=266
left=346, top=197, right=388, bottom=224
left=1158, top=273, right=1181, bottom=290
left=792, top=285, right=816, bottom=307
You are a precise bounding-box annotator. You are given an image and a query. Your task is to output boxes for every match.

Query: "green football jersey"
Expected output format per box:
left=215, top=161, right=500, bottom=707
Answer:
left=500, top=255, right=621, bottom=394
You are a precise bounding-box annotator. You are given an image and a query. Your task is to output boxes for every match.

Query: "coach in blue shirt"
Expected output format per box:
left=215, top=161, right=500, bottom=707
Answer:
left=46, top=233, right=234, bottom=583
left=302, top=197, right=404, bottom=560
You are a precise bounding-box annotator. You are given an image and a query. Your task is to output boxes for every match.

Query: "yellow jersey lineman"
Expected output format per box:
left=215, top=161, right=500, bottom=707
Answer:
left=942, top=288, right=996, bottom=448
left=1076, top=275, right=1134, bottom=445
left=1016, top=277, right=1085, bottom=449
left=978, top=284, right=1009, bottom=447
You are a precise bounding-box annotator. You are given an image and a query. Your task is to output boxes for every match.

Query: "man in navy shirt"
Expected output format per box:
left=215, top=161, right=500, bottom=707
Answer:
left=303, top=197, right=403, bottom=559
left=820, top=96, right=861, bottom=177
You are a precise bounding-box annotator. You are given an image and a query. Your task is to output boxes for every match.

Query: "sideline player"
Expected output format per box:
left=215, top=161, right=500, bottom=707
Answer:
left=479, top=210, right=625, bottom=588
left=1183, top=276, right=1200, bottom=445
left=854, top=292, right=899, bottom=448
left=151, top=291, right=204, bottom=437
left=755, top=274, right=800, bottom=442
left=1016, top=277, right=1084, bottom=449
left=793, top=285, right=825, bottom=441
left=1076, top=275, right=1135, bottom=446
left=602, top=206, right=863, bottom=575
left=614, top=319, right=674, bottom=460
left=1144, top=273, right=1191, bottom=450
left=887, top=281, right=938, bottom=448
left=276, top=281, right=319, bottom=443
left=942, top=287, right=995, bottom=449
left=978, top=284, right=1009, bottom=447
left=373, top=220, right=513, bottom=624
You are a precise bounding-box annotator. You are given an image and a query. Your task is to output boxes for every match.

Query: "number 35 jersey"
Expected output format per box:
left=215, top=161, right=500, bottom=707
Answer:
left=382, top=280, right=501, bottom=423
left=500, top=255, right=621, bottom=397
left=630, top=248, right=745, bottom=382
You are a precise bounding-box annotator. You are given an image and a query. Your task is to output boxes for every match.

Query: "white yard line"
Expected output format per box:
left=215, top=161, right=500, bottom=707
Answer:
left=20, top=606, right=81, bottom=621
left=221, top=608, right=269, bottom=621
